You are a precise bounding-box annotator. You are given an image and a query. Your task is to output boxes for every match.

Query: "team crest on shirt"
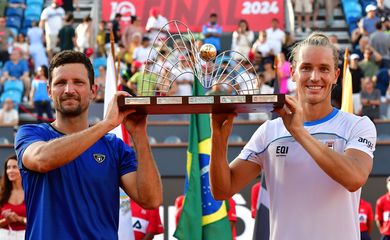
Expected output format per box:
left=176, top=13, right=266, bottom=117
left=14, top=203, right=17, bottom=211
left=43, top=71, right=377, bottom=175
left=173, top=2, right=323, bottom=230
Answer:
left=93, top=154, right=106, bottom=163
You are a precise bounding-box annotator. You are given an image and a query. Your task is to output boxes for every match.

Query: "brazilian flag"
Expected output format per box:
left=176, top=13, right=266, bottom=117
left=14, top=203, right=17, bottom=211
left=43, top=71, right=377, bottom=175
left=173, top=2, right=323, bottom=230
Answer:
left=174, top=77, right=232, bottom=239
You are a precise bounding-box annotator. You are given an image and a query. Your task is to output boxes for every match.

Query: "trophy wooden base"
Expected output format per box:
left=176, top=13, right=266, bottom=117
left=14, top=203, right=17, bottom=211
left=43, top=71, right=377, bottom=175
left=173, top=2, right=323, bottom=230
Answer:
left=118, top=94, right=285, bottom=114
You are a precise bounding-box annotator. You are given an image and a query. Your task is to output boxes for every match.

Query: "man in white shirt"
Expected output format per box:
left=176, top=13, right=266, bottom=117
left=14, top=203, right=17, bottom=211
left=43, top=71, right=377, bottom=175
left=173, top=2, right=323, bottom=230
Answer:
left=145, top=8, right=169, bottom=44
left=209, top=32, right=376, bottom=240
left=40, top=0, right=65, bottom=60
left=266, top=18, right=286, bottom=55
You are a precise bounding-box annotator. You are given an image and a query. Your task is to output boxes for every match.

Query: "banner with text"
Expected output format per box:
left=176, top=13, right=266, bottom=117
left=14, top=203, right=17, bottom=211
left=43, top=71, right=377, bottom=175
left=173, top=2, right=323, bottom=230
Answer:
left=102, top=0, right=284, bottom=32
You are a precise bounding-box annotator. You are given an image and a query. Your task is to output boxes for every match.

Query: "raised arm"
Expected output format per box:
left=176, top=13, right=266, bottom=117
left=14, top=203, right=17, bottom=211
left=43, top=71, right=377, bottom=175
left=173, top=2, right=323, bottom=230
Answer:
left=209, top=113, right=261, bottom=200
left=120, top=114, right=162, bottom=209
left=21, top=92, right=135, bottom=173
left=276, top=96, right=374, bottom=192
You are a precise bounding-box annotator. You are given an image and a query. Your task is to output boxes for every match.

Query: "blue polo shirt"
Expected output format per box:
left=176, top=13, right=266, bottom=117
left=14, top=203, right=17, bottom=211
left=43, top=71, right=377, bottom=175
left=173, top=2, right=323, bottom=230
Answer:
left=3, top=59, right=29, bottom=78
left=15, top=123, right=137, bottom=240
left=202, top=22, right=222, bottom=52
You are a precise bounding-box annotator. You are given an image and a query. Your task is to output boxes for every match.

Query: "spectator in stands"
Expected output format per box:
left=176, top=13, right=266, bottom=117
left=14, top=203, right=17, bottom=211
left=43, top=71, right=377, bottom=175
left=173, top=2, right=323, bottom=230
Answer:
left=375, top=176, right=390, bottom=239
left=130, top=60, right=157, bottom=96
left=376, top=0, right=390, bottom=21
left=360, top=77, right=381, bottom=120
left=122, top=15, right=143, bottom=52
left=202, top=13, right=222, bottom=54
left=329, top=34, right=341, bottom=50
left=1, top=48, right=29, bottom=101
left=75, top=15, right=92, bottom=53
left=358, top=48, right=381, bottom=77
left=94, top=65, right=106, bottom=103
left=252, top=31, right=274, bottom=62
left=111, top=13, right=122, bottom=43
left=210, top=32, right=376, bottom=239
left=250, top=182, right=260, bottom=218
left=251, top=51, right=264, bottom=73
left=349, top=54, right=364, bottom=114
left=58, top=13, right=76, bottom=51
left=14, top=50, right=162, bottom=239
left=353, top=36, right=369, bottom=59
left=369, top=21, right=390, bottom=68
left=27, top=21, right=48, bottom=72
left=13, top=33, right=29, bottom=60
left=0, top=155, right=26, bottom=239
left=132, top=36, right=152, bottom=64
left=127, top=32, right=142, bottom=65
left=361, top=5, right=381, bottom=35
left=277, top=52, right=291, bottom=94
left=359, top=197, right=373, bottom=240
left=293, top=0, right=312, bottom=34
left=266, top=18, right=285, bottom=55
left=131, top=200, right=163, bottom=240
left=0, top=17, right=12, bottom=66
left=171, top=55, right=193, bottom=96
left=145, top=8, right=169, bottom=44
left=96, top=21, right=106, bottom=56
left=40, top=0, right=65, bottom=60
left=231, top=19, right=254, bottom=60
left=29, top=65, right=53, bottom=123
left=62, top=0, right=79, bottom=13
left=262, top=58, right=276, bottom=86
left=0, top=98, right=18, bottom=126
left=375, top=68, right=390, bottom=98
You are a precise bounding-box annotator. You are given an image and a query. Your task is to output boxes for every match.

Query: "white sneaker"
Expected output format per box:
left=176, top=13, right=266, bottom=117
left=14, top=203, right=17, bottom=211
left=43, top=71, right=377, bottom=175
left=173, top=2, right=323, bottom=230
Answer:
left=305, top=28, right=312, bottom=33
left=296, top=28, right=303, bottom=34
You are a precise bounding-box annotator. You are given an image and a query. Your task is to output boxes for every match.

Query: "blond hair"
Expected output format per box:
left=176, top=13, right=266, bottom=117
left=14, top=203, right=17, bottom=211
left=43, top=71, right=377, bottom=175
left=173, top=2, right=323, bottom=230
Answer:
left=289, top=32, right=340, bottom=70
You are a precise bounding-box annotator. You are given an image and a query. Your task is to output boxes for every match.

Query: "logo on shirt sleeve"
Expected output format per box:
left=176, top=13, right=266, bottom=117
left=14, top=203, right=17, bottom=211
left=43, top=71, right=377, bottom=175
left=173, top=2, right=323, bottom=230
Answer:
left=93, top=153, right=106, bottom=163
left=358, top=137, right=373, bottom=150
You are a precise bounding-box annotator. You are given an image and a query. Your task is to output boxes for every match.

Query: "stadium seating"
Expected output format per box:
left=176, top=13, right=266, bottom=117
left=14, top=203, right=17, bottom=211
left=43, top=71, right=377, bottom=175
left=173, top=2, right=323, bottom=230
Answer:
left=6, top=7, right=24, bottom=19
left=163, top=135, right=182, bottom=144
left=26, top=0, right=44, bottom=6
left=359, top=0, right=376, bottom=10
left=340, top=0, right=363, bottom=32
left=24, top=4, right=42, bottom=22
left=0, top=79, right=24, bottom=104
left=8, top=0, right=25, bottom=4
left=6, top=15, right=22, bottom=30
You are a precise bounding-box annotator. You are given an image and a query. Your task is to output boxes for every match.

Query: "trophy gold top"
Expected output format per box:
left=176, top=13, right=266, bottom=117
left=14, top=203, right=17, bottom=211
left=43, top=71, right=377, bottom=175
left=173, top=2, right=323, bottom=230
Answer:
left=199, top=43, right=217, bottom=62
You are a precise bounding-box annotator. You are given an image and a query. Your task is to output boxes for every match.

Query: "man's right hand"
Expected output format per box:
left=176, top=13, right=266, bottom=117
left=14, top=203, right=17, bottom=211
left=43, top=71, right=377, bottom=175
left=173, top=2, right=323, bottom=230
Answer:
left=103, top=91, right=136, bottom=130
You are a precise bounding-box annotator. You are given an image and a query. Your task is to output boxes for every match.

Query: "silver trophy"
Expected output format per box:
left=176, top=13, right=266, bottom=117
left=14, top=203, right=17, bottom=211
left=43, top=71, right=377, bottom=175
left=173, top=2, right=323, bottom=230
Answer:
left=118, top=20, right=284, bottom=114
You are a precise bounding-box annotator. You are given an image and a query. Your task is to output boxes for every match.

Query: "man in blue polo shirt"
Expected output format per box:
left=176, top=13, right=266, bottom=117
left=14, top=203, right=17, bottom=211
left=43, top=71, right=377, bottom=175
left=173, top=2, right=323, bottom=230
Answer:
left=202, top=13, right=222, bottom=54
left=15, top=50, right=162, bottom=239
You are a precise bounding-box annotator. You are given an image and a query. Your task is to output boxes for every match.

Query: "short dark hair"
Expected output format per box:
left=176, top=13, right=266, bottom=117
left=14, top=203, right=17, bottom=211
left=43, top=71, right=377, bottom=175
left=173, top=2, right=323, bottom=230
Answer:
left=210, top=13, right=217, bottom=18
left=65, top=12, right=74, bottom=22
left=49, top=50, right=94, bottom=87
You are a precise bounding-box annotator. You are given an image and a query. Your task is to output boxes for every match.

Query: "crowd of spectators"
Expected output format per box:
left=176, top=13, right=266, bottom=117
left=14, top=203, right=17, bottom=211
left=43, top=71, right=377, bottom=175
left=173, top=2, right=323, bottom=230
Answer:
left=0, top=0, right=387, bottom=129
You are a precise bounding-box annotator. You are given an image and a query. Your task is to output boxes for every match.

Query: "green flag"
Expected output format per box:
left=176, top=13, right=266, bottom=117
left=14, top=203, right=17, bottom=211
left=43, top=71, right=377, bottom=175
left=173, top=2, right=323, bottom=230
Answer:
left=174, top=76, right=232, bottom=240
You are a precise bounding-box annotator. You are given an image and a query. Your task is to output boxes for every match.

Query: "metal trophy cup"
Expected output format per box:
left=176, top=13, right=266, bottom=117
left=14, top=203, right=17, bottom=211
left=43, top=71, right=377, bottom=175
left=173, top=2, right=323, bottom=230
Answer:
left=118, top=20, right=284, bottom=114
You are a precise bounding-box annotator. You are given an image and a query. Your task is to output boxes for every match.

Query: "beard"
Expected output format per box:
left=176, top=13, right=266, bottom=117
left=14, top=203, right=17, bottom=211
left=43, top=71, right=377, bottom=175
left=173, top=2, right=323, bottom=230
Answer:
left=56, top=94, right=86, bottom=117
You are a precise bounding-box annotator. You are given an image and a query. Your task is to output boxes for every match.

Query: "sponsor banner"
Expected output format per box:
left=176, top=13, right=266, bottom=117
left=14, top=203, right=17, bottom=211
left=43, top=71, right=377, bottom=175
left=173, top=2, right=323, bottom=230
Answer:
left=102, top=0, right=284, bottom=32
